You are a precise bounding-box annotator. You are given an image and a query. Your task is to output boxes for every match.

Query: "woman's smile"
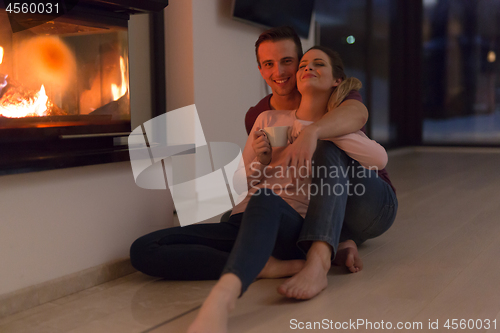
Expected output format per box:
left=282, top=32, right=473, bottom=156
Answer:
left=301, top=73, right=316, bottom=79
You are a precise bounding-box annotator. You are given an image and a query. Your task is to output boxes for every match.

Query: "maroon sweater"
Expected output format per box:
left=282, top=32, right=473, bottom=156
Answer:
left=245, top=91, right=395, bottom=193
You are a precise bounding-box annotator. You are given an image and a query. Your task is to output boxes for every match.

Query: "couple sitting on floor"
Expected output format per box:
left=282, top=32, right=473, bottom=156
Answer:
left=130, top=26, right=398, bottom=333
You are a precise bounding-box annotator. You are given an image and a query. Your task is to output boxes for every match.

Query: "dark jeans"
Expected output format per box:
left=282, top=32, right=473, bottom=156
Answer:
left=131, top=189, right=305, bottom=294
left=130, top=140, right=398, bottom=294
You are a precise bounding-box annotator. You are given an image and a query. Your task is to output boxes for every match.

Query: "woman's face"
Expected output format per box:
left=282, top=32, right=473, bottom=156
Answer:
left=296, top=49, right=341, bottom=94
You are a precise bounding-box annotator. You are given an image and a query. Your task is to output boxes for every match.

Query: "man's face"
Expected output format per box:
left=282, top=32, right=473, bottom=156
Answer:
left=257, top=39, right=299, bottom=97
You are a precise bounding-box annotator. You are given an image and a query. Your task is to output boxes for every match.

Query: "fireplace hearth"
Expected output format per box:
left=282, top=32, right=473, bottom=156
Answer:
left=0, top=0, right=168, bottom=175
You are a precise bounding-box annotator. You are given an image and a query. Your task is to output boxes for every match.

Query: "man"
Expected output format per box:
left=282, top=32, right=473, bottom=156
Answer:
left=245, top=26, right=395, bottom=299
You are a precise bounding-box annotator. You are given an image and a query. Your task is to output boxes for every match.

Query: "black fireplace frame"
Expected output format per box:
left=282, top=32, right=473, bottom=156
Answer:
left=0, top=0, right=168, bottom=176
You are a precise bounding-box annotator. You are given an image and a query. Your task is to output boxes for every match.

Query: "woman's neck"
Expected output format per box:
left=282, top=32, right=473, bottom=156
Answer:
left=295, top=91, right=330, bottom=122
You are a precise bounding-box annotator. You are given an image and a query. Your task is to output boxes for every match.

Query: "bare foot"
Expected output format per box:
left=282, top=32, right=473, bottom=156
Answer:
left=333, top=240, right=363, bottom=273
left=187, top=275, right=240, bottom=333
left=257, top=256, right=306, bottom=279
left=277, top=242, right=331, bottom=300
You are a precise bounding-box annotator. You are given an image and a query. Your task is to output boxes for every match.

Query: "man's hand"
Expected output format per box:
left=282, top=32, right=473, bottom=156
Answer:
left=252, top=129, right=272, bottom=165
left=281, top=124, right=319, bottom=175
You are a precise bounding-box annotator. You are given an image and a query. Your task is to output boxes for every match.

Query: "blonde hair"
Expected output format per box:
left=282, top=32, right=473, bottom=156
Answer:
left=327, top=77, right=362, bottom=112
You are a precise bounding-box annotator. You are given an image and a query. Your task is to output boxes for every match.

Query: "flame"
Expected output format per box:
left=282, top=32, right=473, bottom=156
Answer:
left=111, top=56, right=127, bottom=101
left=0, top=46, right=3, bottom=64
left=0, top=85, right=49, bottom=118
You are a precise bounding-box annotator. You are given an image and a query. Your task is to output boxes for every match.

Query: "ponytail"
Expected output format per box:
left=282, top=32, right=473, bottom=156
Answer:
left=327, top=77, right=362, bottom=112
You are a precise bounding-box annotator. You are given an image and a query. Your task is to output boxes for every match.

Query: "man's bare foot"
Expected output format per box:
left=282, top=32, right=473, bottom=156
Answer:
left=277, top=242, right=331, bottom=300
left=333, top=240, right=363, bottom=273
left=187, top=274, right=240, bottom=333
left=257, top=256, right=306, bottom=279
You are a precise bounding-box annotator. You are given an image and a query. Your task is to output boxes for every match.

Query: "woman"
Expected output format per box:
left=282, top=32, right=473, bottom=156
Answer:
left=186, top=46, right=395, bottom=333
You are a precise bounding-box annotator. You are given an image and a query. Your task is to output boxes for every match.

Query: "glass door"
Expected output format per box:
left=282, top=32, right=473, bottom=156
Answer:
left=422, top=0, right=500, bottom=144
left=314, top=0, right=394, bottom=145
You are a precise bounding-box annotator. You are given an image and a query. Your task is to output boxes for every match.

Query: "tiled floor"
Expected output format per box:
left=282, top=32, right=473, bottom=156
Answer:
left=2, top=148, right=500, bottom=333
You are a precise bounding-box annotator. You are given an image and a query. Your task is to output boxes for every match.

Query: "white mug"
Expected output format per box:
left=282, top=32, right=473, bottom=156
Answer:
left=262, top=126, right=290, bottom=147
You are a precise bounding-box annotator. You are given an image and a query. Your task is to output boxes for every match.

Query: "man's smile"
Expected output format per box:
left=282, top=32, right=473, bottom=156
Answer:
left=274, top=78, right=290, bottom=84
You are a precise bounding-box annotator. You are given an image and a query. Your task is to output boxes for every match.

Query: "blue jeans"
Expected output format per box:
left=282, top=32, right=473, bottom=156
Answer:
left=221, top=189, right=305, bottom=294
left=298, top=140, right=398, bottom=257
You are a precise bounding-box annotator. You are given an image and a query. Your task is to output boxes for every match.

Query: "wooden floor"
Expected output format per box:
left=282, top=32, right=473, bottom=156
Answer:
left=2, top=147, right=500, bottom=333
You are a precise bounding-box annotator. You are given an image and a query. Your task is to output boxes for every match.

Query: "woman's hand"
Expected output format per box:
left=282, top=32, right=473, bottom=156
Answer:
left=252, top=128, right=272, bottom=165
left=281, top=125, right=319, bottom=175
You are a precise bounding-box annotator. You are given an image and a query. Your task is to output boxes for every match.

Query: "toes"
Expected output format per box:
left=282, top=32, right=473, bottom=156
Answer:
left=345, top=253, right=354, bottom=267
left=298, top=289, right=309, bottom=300
left=285, top=285, right=296, bottom=298
left=285, top=285, right=300, bottom=299
left=277, top=282, right=289, bottom=296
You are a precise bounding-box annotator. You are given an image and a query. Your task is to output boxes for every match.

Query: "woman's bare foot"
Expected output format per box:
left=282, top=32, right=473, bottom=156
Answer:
left=277, top=242, right=331, bottom=300
left=333, top=240, right=363, bottom=273
left=187, top=274, right=240, bottom=333
left=257, top=256, right=306, bottom=279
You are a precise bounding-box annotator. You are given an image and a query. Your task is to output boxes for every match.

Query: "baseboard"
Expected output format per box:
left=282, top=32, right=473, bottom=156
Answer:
left=414, top=146, right=500, bottom=154
left=387, top=146, right=418, bottom=156
left=0, top=258, right=136, bottom=319
left=387, top=146, right=500, bottom=156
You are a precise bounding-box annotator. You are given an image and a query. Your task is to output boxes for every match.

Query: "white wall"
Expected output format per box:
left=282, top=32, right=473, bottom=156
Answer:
left=191, top=0, right=265, bottom=149
left=0, top=163, right=171, bottom=295
left=164, top=0, right=195, bottom=112
left=0, top=14, right=173, bottom=296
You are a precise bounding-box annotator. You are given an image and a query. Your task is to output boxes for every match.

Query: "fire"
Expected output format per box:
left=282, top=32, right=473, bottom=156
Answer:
left=111, top=56, right=127, bottom=101
left=0, top=46, right=3, bottom=64
left=0, top=85, right=49, bottom=118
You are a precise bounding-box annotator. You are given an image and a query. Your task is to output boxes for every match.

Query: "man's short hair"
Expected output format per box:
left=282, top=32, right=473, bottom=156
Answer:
left=255, top=26, right=303, bottom=66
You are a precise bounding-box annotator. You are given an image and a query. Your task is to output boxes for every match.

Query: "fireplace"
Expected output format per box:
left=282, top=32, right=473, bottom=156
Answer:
left=0, top=1, right=168, bottom=175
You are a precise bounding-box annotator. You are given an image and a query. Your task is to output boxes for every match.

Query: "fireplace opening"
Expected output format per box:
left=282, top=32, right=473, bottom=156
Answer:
left=0, top=1, right=168, bottom=175
left=0, top=14, right=130, bottom=123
